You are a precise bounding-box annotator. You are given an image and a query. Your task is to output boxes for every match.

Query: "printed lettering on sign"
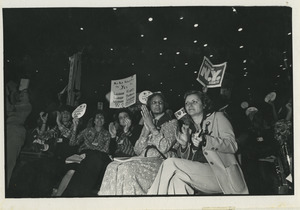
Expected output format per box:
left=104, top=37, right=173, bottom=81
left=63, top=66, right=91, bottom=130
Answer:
left=197, top=56, right=227, bottom=88
left=110, top=74, right=136, bottom=108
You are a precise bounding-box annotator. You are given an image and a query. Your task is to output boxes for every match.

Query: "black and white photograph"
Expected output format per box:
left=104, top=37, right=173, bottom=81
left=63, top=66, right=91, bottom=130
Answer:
left=1, top=1, right=299, bottom=209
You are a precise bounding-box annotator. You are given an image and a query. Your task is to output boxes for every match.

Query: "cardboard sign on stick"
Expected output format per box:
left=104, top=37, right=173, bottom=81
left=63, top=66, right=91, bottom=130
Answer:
left=196, top=56, right=227, bottom=88
left=72, top=103, right=87, bottom=118
left=110, top=74, right=136, bottom=108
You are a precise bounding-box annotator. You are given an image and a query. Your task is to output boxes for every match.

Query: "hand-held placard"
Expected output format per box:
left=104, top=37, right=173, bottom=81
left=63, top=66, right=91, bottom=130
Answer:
left=72, top=103, right=87, bottom=119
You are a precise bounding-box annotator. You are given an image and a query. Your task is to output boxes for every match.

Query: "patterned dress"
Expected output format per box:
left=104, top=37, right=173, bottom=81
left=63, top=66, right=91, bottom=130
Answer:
left=69, top=127, right=111, bottom=153
left=98, top=114, right=178, bottom=195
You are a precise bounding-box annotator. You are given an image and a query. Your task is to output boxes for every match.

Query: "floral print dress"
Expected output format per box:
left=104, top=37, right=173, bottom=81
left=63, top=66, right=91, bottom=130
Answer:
left=98, top=115, right=178, bottom=195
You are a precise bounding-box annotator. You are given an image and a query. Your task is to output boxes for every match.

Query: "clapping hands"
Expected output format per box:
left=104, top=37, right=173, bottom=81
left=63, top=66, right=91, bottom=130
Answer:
left=39, top=112, right=48, bottom=124
left=141, top=105, right=155, bottom=131
left=175, top=124, right=191, bottom=149
left=109, top=122, right=117, bottom=138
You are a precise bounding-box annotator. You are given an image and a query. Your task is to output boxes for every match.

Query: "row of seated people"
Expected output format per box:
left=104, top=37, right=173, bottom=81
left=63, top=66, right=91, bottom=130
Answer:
left=9, top=89, right=293, bottom=197
left=23, top=91, right=248, bottom=196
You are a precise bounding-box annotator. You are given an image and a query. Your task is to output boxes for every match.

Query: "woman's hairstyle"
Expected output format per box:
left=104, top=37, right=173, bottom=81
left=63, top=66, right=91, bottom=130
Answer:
left=90, top=110, right=106, bottom=127
left=113, top=108, right=133, bottom=123
left=146, top=92, right=168, bottom=111
left=183, top=90, right=214, bottom=115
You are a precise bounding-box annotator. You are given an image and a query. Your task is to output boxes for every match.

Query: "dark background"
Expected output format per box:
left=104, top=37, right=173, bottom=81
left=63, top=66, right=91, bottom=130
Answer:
left=3, top=7, right=293, bottom=127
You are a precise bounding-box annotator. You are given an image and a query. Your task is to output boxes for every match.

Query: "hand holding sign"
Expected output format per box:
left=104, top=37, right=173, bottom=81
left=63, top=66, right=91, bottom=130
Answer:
left=72, top=103, right=87, bottom=119
left=175, top=107, right=193, bottom=126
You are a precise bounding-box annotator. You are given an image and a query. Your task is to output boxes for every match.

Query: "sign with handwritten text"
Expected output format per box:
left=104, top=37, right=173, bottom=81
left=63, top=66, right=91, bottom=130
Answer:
left=196, top=56, right=227, bottom=88
left=110, top=74, right=136, bottom=108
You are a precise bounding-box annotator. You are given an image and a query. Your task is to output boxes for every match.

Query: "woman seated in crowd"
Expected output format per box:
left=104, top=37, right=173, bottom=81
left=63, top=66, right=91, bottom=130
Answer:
left=38, top=106, right=79, bottom=159
left=109, top=109, right=143, bottom=157
left=98, top=92, right=179, bottom=195
left=148, top=90, right=249, bottom=195
left=54, top=109, right=142, bottom=196
left=55, top=110, right=111, bottom=197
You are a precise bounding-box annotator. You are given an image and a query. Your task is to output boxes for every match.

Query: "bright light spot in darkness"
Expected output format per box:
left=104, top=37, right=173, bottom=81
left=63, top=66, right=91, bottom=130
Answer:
left=239, top=45, right=244, bottom=49
left=203, top=44, right=208, bottom=47
left=176, top=52, right=180, bottom=55
left=238, top=28, right=243, bottom=31
left=193, top=40, right=197, bottom=43
left=194, top=24, right=199, bottom=27
left=243, top=60, right=247, bottom=63
left=210, top=55, right=213, bottom=58
left=180, top=17, right=184, bottom=20
left=163, top=37, right=167, bottom=41
left=148, top=17, right=153, bottom=22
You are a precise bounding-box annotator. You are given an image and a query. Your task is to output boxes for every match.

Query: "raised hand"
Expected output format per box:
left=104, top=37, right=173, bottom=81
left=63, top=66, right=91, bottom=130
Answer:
left=141, top=105, right=155, bottom=130
left=39, top=112, right=48, bottom=124
left=175, top=124, right=191, bottom=149
left=191, top=130, right=203, bottom=148
left=124, top=118, right=132, bottom=133
left=286, top=102, right=292, bottom=112
left=109, top=122, right=117, bottom=138
left=56, top=111, right=62, bottom=125
left=72, top=117, right=79, bottom=131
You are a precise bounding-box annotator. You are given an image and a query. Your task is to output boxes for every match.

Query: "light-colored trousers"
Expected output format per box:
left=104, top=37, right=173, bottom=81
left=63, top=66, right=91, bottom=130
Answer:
left=147, top=158, right=222, bottom=195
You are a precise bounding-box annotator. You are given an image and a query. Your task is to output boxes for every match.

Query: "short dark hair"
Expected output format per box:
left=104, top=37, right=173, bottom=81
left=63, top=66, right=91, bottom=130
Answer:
left=146, top=92, right=168, bottom=111
left=113, top=108, right=133, bottom=123
left=91, top=110, right=106, bottom=126
left=183, top=90, right=214, bottom=115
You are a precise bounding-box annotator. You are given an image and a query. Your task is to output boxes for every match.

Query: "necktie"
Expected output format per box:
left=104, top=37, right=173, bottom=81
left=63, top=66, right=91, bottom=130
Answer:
left=153, top=119, right=158, bottom=127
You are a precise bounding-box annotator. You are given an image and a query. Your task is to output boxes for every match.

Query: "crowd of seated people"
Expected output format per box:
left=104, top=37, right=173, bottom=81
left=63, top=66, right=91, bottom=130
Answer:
left=6, top=82, right=293, bottom=197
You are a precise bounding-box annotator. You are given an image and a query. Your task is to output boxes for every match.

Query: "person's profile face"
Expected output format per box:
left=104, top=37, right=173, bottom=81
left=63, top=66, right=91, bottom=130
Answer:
left=150, top=95, right=164, bottom=115
left=185, top=94, right=203, bottom=117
